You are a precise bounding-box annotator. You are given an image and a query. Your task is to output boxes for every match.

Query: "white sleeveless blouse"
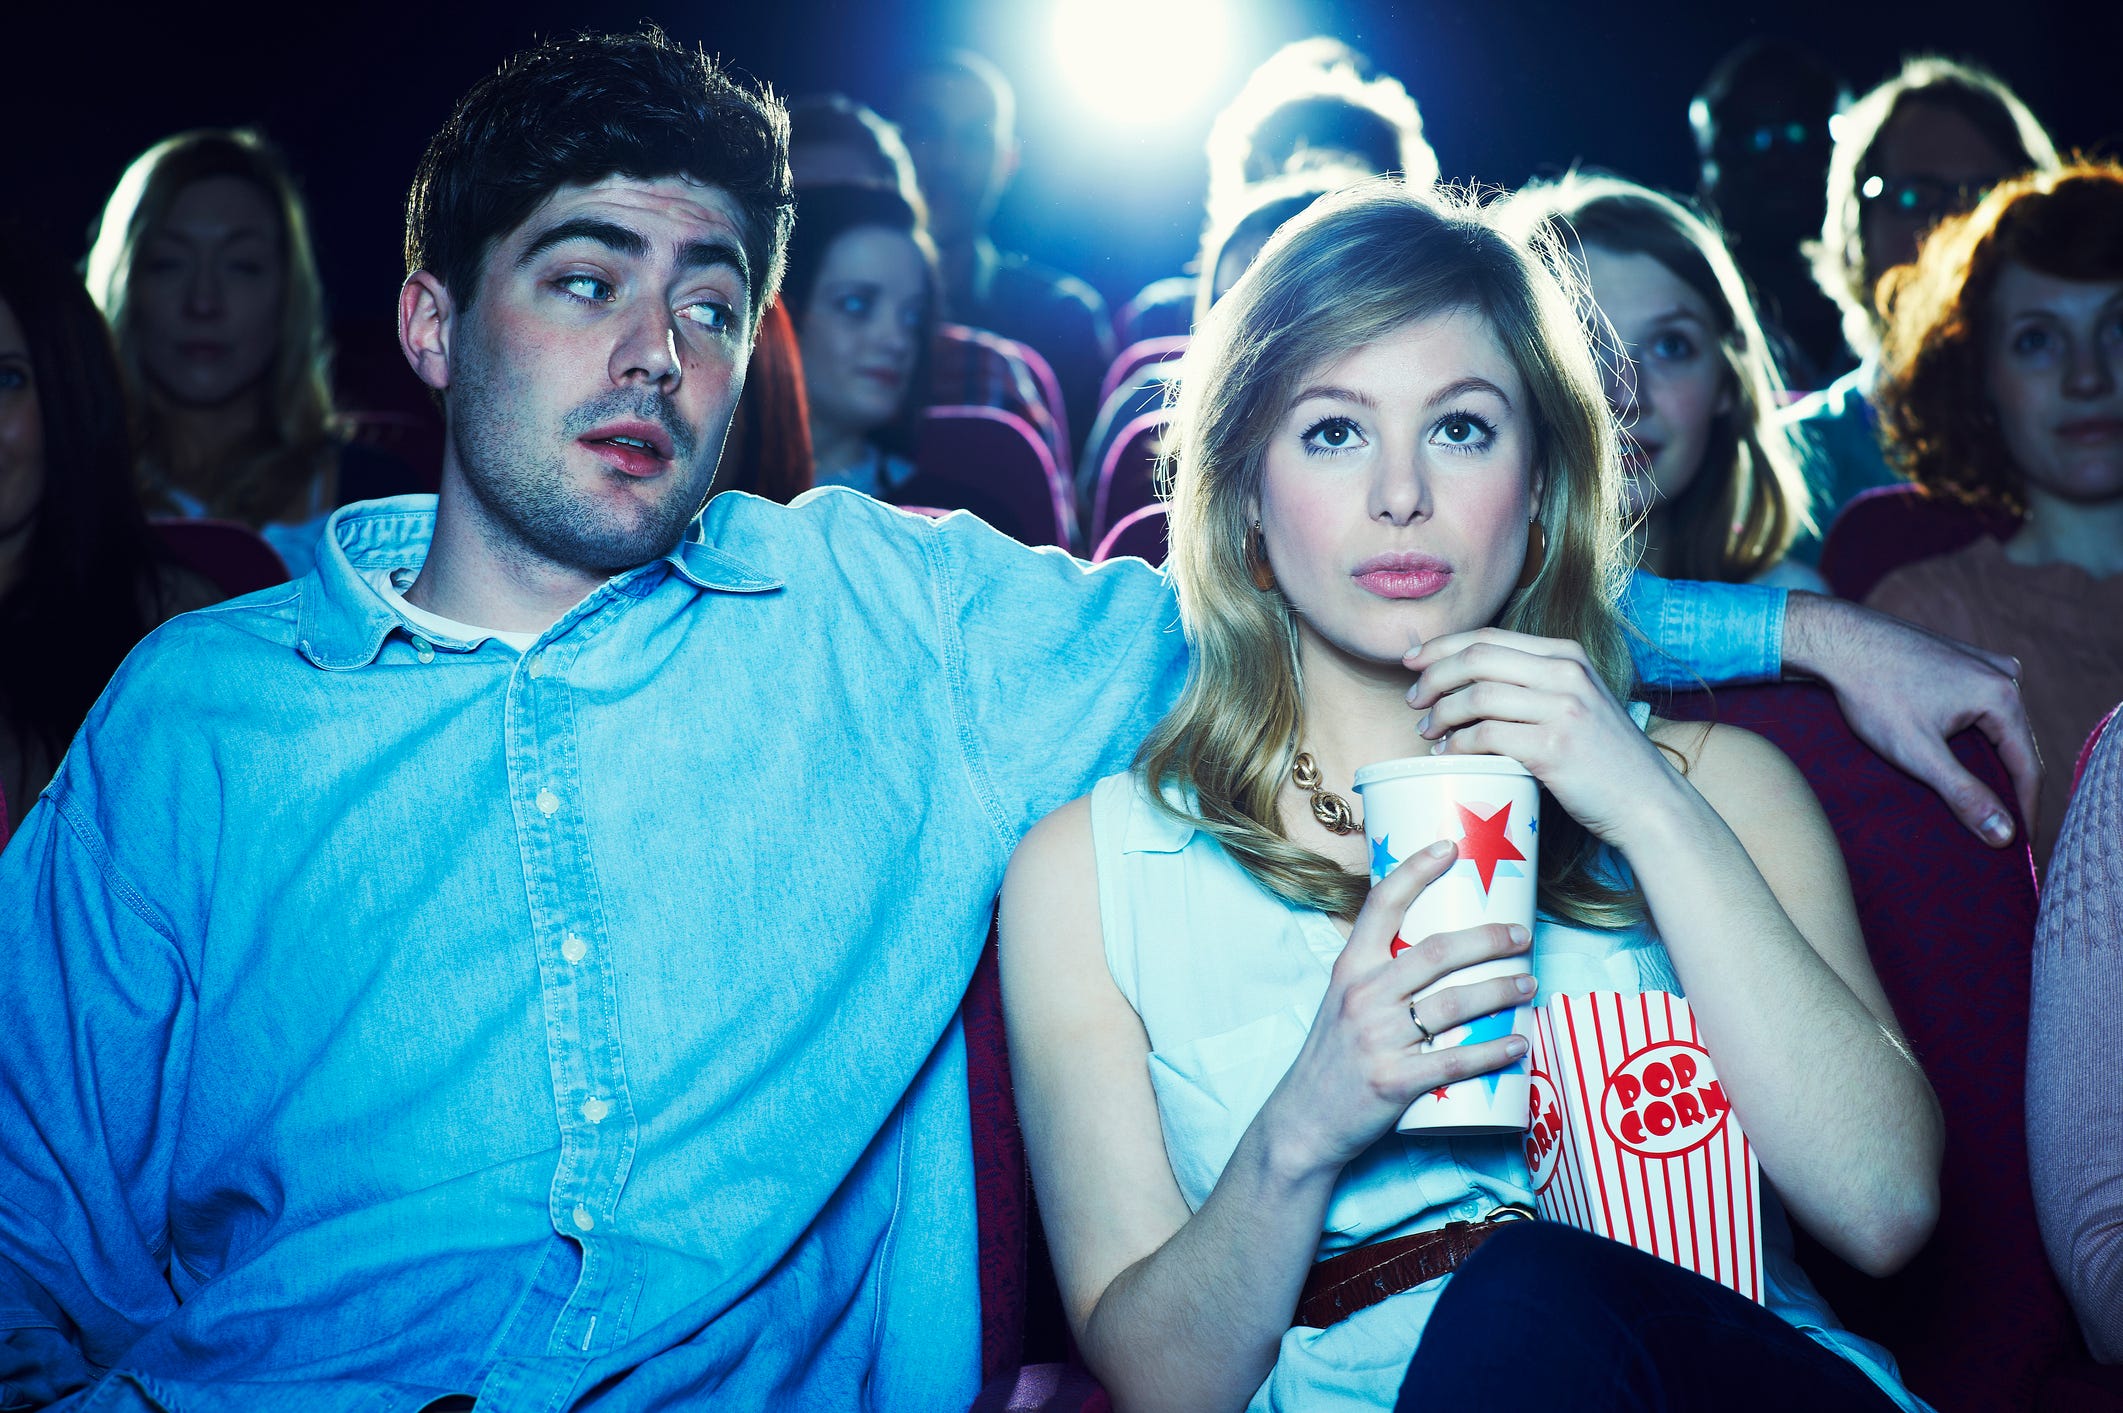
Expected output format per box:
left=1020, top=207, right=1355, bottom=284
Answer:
left=1087, top=743, right=1929, bottom=1412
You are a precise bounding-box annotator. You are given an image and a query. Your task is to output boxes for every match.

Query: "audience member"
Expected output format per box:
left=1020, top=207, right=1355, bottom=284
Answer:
left=894, top=50, right=1113, bottom=447
left=715, top=298, right=813, bottom=503
left=1513, top=174, right=1823, bottom=587
left=1002, top=181, right=1934, bottom=1412
left=1786, top=58, right=2059, bottom=537
left=0, top=223, right=219, bottom=815
left=787, top=92, right=925, bottom=216
left=0, top=26, right=2045, bottom=1408
left=778, top=183, right=937, bottom=497
left=84, top=128, right=407, bottom=577
left=1122, top=38, right=1434, bottom=344
left=1866, top=161, right=2123, bottom=867
left=1690, top=38, right=1850, bottom=388
left=2028, top=706, right=2123, bottom=1361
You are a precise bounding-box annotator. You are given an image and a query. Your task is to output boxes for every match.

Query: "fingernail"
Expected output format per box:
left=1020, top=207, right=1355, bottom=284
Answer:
left=1508, top=924, right=1530, bottom=945
left=1417, top=711, right=1433, bottom=735
left=1426, top=840, right=1456, bottom=858
left=1390, top=935, right=1411, bottom=957
left=1981, top=812, right=2013, bottom=845
left=1514, top=974, right=1537, bottom=995
left=1505, top=1036, right=1529, bottom=1058
left=1430, top=736, right=1448, bottom=756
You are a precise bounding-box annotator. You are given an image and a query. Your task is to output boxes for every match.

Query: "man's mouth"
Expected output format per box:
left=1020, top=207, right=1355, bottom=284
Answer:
left=579, top=421, right=676, bottom=478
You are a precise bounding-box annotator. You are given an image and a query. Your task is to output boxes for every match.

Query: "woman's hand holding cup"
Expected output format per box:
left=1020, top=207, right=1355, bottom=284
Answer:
left=1262, top=844, right=1535, bottom=1178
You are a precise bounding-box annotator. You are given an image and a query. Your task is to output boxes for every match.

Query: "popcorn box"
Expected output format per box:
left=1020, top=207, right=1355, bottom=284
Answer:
left=1525, top=991, right=1764, bottom=1302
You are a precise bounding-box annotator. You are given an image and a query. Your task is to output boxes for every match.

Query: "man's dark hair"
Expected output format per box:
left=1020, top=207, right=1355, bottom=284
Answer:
left=404, top=29, right=793, bottom=323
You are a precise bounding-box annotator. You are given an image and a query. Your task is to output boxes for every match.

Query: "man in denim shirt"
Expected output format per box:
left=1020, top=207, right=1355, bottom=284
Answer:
left=0, top=32, right=2038, bottom=1413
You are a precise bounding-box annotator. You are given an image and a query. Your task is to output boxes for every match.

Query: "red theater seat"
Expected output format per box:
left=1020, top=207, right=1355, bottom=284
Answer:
left=1091, top=503, right=1167, bottom=567
left=1820, top=485, right=2022, bottom=604
left=969, top=682, right=2069, bottom=1412
left=1096, top=336, right=1189, bottom=414
left=151, top=518, right=290, bottom=598
left=1089, top=410, right=1169, bottom=551
left=934, top=324, right=1068, bottom=472
left=903, top=406, right=1076, bottom=550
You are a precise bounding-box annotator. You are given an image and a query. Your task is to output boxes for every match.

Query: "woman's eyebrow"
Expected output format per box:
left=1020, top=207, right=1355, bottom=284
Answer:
left=1642, top=306, right=1708, bottom=327
left=1290, top=383, right=1378, bottom=408
left=1427, top=376, right=1513, bottom=409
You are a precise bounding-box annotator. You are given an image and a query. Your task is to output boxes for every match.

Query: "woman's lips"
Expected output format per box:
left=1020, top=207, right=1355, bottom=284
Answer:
left=2057, top=417, right=2123, bottom=445
left=1353, top=553, right=1453, bottom=600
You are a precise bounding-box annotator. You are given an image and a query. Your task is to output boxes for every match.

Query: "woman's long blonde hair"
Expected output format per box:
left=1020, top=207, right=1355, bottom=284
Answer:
left=1140, top=180, right=1641, bottom=928
left=85, top=128, right=341, bottom=526
left=1511, top=173, right=1814, bottom=583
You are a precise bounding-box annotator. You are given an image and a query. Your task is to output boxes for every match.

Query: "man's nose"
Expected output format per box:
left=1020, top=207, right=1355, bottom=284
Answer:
left=610, top=301, right=681, bottom=389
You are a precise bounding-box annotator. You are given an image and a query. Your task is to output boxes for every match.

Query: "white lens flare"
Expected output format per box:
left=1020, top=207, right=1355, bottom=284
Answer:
left=1054, top=0, right=1233, bottom=125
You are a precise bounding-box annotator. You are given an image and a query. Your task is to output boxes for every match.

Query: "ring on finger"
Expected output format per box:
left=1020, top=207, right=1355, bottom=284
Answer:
left=1409, top=999, right=1437, bottom=1045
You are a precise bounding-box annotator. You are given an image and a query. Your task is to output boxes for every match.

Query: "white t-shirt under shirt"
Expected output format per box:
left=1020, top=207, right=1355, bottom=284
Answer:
left=363, top=566, right=540, bottom=653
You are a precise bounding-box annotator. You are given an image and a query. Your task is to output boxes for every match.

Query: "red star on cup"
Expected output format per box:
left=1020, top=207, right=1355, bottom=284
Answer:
left=1455, top=802, right=1527, bottom=894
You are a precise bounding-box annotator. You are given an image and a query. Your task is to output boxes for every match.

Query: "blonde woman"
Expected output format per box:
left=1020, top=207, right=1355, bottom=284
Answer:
left=1512, top=174, right=1825, bottom=585
left=86, top=129, right=381, bottom=577
left=1000, top=184, right=1940, bottom=1412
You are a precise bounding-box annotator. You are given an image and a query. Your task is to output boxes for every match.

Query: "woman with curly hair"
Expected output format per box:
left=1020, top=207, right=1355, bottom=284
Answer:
left=1867, top=160, right=2123, bottom=866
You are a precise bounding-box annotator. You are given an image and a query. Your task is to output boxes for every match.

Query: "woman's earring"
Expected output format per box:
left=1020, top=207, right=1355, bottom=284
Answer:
left=1515, top=518, right=1547, bottom=592
left=1247, top=521, right=1278, bottom=592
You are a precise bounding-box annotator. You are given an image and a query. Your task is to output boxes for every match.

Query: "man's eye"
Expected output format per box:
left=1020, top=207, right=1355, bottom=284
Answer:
left=558, top=275, right=614, bottom=302
left=0, top=366, right=28, bottom=391
left=680, top=301, right=733, bottom=331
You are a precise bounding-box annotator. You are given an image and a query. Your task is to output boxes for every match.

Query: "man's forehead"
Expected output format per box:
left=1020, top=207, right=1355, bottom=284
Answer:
left=514, top=175, right=747, bottom=246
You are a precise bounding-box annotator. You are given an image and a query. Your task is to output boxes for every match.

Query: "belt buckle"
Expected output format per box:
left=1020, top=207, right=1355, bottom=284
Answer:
left=1484, top=1202, right=1537, bottom=1225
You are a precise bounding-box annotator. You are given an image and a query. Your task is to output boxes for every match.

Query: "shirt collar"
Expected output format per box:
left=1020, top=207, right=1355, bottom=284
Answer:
left=296, top=495, right=784, bottom=670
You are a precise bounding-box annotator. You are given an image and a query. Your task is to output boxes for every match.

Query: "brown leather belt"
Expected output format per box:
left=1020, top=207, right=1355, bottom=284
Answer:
left=1293, top=1208, right=1535, bottom=1330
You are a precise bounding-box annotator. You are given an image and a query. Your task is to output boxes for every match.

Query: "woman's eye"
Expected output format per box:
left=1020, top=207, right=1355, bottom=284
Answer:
left=1431, top=412, right=1494, bottom=448
left=558, top=274, right=614, bottom=303
left=1651, top=331, right=1696, bottom=360
left=0, top=366, right=27, bottom=391
left=835, top=293, right=873, bottom=319
left=2010, top=325, right=2052, bottom=356
left=1300, top=415, right=1365, bottom=453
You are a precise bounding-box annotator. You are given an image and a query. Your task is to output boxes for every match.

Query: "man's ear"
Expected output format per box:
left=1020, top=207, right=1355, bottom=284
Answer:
left=399, top=271, right=454, bottom=393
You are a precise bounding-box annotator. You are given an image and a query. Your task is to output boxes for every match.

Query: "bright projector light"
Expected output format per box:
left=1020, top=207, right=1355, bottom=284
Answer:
left=1054, top=0, right=1232, bottom=125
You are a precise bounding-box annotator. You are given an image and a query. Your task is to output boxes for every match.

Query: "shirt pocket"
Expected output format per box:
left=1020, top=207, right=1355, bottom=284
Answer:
left=1148, top=1006, right=1315, bottom=1217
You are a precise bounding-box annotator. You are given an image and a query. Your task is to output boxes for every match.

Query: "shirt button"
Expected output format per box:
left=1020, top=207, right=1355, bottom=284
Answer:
left=572, top=1204, right=596, bottom=1232
left=527, top=654, right=547, bottom=679
left=411, top=636, right=435, bottom=664
left=562, top=933, right=588, bottom=963
left=582, top=1096, right=610, bottom=1123
left=536, top=788, right=560, bottom=816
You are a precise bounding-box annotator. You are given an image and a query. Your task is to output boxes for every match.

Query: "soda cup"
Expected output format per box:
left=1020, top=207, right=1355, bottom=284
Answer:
left=1352, top=755, right=1540, bottom=1136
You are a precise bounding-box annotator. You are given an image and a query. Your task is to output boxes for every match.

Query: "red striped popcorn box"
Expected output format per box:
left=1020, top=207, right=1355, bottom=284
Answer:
left=1524, top=991, right=1764, bottom=1303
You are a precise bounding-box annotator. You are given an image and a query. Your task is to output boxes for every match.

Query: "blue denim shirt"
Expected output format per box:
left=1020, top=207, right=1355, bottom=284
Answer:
left=0, top=490, right=1782, bottom=1412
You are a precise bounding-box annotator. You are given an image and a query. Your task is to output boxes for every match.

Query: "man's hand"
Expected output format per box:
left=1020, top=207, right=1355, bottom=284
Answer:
left=1782, top=592, right=2041, bottom=848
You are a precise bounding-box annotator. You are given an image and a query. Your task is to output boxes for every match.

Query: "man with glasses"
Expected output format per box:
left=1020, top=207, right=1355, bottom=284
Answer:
left=1784, top=56, right=2058, bottom=547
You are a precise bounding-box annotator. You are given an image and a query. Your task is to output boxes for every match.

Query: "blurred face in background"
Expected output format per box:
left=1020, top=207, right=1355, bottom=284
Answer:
left=1861, top=102, right=2015, bottom=300
left=0, top=297, right=42, bottom=544
left=1584, top=245, right=1730, bottom=521
left=130, top=175, right=285, bottom=407
left=898, top=66, right=1011, bottom=248
left=1987, top=262, right=2123, bottom=505
left=790, top=141, right=898, bottom=192
left=797, top=226, right=928, bottom=445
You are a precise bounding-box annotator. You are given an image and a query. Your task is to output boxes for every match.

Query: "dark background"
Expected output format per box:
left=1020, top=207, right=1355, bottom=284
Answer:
left=7, top=0, right=2115, bottom=329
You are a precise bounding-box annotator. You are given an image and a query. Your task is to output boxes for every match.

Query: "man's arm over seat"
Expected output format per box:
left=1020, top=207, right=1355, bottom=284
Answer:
left=0, top=787, right=190, bottom=1406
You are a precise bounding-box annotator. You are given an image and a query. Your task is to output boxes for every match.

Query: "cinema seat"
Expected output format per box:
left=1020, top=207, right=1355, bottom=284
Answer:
left=1091, top=504, right=1168, bottom=568
left=1096, top=336, right=1189, bottom=414
left=1820, top=484, right=2021, bottom=603
left=968, top=682, right=2072, bottom=1412
left=151, top=518, right=290, bottom=598
left=934, top=324, right=1068, bottom=473
left=903, top=406, right=1076, bottom=550
left=1088, top=410, right=1169, bottom=551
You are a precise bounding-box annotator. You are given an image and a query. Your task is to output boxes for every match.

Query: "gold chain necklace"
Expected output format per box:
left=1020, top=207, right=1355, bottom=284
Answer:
left=1291, top=752, right=1361, bottom=835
